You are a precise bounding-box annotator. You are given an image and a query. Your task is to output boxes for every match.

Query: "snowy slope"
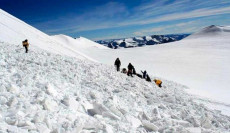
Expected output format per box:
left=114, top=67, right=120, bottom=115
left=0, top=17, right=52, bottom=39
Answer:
left=82, top=25, right=230, bottom=105
left=0, top=9, right=103, bottom=61
left=51, top=34, right=108, bottom=62
left=1, top=42, right=230, bottom=132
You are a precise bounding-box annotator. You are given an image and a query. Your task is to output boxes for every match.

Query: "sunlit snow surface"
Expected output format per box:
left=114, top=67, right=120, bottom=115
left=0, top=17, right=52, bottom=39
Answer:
left=0, top=43, right=230, bottom=132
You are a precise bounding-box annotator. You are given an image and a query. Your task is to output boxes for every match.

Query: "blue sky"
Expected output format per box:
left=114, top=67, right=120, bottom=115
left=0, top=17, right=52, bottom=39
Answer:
left=1, top=0, right=230, bottom=40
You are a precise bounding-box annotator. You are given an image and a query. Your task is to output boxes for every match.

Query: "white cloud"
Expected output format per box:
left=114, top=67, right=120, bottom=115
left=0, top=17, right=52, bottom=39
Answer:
left=132, top=21, right=200, bottom=36
left=120, top=6, right=230, bottom=26
left=36, top=0, right=230, bottom=38
left=91, top=35, right=123, bottom=41
left=133, top=31, right=144, bottom=36
left=36, top=2, right=129, bottom=34
left=134, top=27, right=166, bottom=36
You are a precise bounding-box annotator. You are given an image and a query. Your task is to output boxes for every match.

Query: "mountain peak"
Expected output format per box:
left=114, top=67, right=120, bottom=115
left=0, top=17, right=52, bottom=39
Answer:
left=186, top=25, right=230, bottom=39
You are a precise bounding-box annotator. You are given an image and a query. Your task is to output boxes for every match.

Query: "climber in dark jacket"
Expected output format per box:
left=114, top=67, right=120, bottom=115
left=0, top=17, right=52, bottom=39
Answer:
left=114, top=58, right=121, bottom=71
left=141, top=70, right=147, bottom=79
left=146, top=74, right=151, bottom=82
left=127, top=63, right=134, bottom=77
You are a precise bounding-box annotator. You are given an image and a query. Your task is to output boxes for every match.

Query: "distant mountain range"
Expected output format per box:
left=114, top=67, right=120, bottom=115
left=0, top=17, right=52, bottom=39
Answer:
left=96, top=34, right=190, bottom=49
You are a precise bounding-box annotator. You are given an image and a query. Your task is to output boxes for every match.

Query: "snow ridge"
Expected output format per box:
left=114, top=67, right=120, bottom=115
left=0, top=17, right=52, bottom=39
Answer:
left=0, top=9, right=104, bottom=62
left=0, top=43, right=230, bottom=132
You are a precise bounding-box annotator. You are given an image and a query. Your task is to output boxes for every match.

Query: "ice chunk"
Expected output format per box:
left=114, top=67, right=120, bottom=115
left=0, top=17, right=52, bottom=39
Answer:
left=142, top=120, right=159, bottom=131
left=5, top=117, right=18, bottom=125
left=171, top=119, right=191, bottom=127
left=102, top=111, right=120, bottom=120
left=46, top=84, right=58, bottom=96
left=33, top=112, right=46, bottom=123
left=89, top=91, right=99, bottom=99
left=186, top=127, right=201, bottom=133
left=44, top=117, right=52, bottom=129
left=201, top=116, right=212, bottom=129
left=17, top=120, right=36, bottom=130
left=36, top=123, right=51, bottom=133
left=0, top=96, right=7, bottom=105
left=7, top=97, right=18, bottom=107
left=152, top=106, right=161, bottom=119
left=7, top=84, right=20, bottom=94
left=82, top=101, right=93, bottom=111
left=87, top=103, right=108, bottom=116
left=36, top=91, right=46, bottom=102
left=105, top=124, right=114, bottom=133
left=43, top=98, right=58, bottom=111
left=62, top=97, right=79, bottom=111
left=125, top=115, right=142, bottom=128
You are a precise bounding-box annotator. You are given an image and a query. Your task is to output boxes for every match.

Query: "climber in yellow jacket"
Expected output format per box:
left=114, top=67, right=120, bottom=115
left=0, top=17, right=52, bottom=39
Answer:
left=154, top=79, right=162, bottom=88
left=22, top=39, right=29, bottom=53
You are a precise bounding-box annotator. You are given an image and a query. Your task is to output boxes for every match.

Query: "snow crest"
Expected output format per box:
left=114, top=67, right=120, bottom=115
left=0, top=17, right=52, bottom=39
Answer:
left=0, top=9, right=104, bottom=62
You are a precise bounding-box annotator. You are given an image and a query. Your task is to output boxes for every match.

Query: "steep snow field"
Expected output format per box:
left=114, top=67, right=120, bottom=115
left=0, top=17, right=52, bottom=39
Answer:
left=0, top=9, right=106, bottom=61
left=1, top=43, right=230, bottom=132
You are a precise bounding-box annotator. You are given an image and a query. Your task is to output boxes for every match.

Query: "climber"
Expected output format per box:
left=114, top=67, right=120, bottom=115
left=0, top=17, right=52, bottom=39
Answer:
left=114, top=58, right=121, bottom=71
left=127, top=63, right=134, bottom=77
left=154, top=79, right=162, bottom=88
left=22, top=39, right=29, bottom=53
left=146, top=74, right=151, bottom=82
left=141, top=70, right=147, bottom=79
left=121, top=68, right=127, bottom=74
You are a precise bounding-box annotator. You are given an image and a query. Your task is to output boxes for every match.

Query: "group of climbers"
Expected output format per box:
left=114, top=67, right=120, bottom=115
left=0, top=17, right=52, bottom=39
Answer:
left=114, top=58, right=162, bottom=87
left=21, top=40, right=162, bottom=87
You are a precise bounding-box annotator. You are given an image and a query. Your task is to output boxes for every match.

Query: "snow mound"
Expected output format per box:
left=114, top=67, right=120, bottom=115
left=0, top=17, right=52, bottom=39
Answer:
left=52, top=34, right=108, bottom=49
left=186, top=25, right=230, bottom=39
left=0, top=42, right=230, bottom=132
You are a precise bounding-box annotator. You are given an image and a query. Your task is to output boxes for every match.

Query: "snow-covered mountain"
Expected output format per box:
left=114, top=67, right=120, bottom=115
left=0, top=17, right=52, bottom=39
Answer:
left=186, top=25, right=230, bottom=39
left=96, top=34, right=189, bottom=49
left=1, top=8, right=230, bottom=132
